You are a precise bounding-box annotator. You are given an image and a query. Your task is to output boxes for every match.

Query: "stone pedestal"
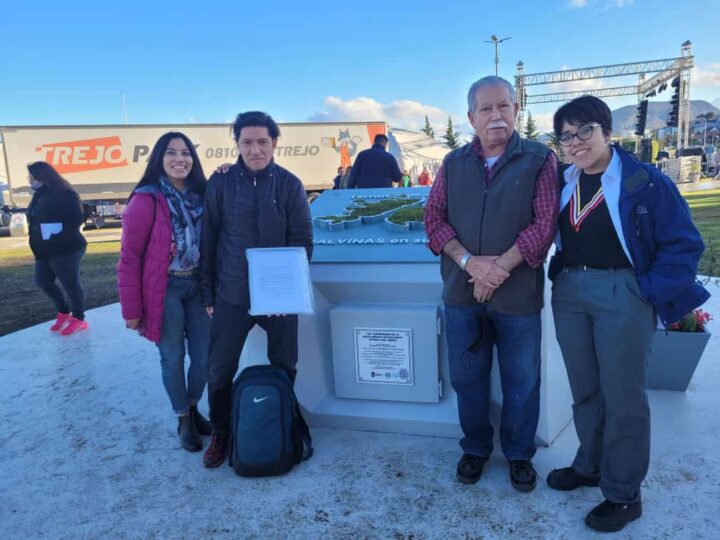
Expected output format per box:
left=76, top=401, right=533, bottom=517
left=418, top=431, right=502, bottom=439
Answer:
left=239, top=188, right=573, bottom=445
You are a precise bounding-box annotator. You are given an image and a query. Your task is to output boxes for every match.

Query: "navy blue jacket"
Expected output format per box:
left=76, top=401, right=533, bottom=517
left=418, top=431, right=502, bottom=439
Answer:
left=550, top=145, right=709, bottom=326
left=348, top=143, right=402, bottom=188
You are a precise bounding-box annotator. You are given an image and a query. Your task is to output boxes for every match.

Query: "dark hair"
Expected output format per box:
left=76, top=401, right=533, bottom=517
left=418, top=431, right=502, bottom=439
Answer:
left=232, top=111, right=280, bottom=141
left=553, top=95, right=612, bottom=137
left=374, top=134, right=389, bottom=144
left=133, top=132, right=206, bottom=196
left=27, top=161, right=74, bottom=192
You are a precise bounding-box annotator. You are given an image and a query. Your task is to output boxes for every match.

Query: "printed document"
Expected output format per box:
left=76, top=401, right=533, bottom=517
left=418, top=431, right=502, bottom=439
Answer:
left=40, top=223, right=63, bottom=240
left=246, top=247, right=314, bottom=316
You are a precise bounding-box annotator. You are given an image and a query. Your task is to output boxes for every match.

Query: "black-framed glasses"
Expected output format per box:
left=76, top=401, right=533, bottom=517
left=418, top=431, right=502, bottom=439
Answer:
left=558, top=124, right=602, bottom=147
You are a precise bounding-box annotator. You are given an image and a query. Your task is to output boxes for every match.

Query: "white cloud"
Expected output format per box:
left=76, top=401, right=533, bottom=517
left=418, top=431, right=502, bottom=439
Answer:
left=309, top=96, right=458, bottom=133
left=570, top=0, right=633, bottom=7
left=528, top=112, right=555, bottom=133
left=545, top=77, right=606, bottom=95
left=694, top=64, right=720, bottom=87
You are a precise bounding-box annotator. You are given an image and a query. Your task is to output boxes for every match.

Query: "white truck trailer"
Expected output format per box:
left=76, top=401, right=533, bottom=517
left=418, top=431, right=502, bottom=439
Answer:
left=0, top=121, right=387, bottom=222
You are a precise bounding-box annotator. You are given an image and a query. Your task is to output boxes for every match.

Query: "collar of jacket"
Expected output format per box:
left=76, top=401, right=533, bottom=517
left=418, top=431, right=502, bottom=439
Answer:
left=558, top=144, right=651, bottom=265
left=236, top=158, right=276, bottom=180
left=562, top=144, right=650, bottom=199
left=371, top=143, right=386, bottom=150
left=133, top=183, right=160, bottom=195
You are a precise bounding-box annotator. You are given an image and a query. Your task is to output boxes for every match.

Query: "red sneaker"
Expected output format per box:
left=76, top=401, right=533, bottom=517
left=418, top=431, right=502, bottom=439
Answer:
left=50, top=313, right=72, bottom=332
left=59, top=317, right=89, bottom=336
left=202, top=434, right=229, bottom=468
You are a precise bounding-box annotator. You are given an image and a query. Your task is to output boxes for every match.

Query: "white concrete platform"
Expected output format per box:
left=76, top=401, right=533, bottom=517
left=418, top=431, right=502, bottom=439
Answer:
left=2, top=285, right=719, bottom=538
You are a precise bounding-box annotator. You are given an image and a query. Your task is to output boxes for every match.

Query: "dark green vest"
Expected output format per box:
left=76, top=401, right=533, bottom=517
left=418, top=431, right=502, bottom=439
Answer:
left=441, top=132, right=550, bottom=313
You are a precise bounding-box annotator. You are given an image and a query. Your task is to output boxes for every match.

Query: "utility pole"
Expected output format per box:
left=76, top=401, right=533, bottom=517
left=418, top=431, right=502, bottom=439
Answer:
left=121, top=92, right=129, bottom=125
left=484, top=35, right=511, bottom=76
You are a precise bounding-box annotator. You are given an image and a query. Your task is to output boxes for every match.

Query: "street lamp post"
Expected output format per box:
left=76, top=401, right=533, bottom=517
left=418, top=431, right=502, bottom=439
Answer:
left=484, top=35, right=511, bottom=77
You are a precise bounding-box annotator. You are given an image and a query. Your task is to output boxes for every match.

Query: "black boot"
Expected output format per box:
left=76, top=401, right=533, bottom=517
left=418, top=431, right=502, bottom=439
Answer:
left=177, top=415, right=202, bottom=452
left=190, top=405, right=212, bottom=436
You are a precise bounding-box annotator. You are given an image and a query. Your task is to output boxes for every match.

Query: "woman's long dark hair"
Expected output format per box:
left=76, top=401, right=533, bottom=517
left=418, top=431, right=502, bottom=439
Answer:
left=27, top=162, right=75, bottom=192
left=133, top=132, right=206, bottom=196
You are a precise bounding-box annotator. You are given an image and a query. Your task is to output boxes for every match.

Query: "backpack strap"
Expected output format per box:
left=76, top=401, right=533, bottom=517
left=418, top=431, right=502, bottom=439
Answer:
left=292, top=400, right=313, bottom=463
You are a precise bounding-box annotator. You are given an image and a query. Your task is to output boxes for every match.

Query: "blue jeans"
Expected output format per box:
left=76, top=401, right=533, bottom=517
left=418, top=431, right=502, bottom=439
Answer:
left=157, top=276, right=211, bottom=415
left=445, top=303, right=541, bottom=460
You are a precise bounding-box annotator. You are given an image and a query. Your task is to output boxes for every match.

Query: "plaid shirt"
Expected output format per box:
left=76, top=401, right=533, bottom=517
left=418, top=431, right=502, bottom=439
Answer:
left=424, top=136, right=559, bottom=268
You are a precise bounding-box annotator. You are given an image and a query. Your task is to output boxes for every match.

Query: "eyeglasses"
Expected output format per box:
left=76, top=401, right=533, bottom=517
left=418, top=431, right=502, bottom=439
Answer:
left=558, top=124, right=602, bottom=147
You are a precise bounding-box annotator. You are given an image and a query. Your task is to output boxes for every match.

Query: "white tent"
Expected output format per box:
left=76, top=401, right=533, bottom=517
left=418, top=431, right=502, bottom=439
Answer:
left=387, top=128, right=451, bottom=183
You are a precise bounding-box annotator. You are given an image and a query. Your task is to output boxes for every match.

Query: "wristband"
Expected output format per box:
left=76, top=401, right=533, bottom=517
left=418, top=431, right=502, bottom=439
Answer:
left=459, top=252, right=471, bottom=271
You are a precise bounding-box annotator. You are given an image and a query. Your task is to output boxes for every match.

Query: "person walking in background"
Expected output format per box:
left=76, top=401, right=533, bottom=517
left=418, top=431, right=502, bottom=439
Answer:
left=347, top=133, right=402, bottom=188
left=547, top=95, right=708, bottom=532
left=417, top=167, right=432, bottom=186
left=117, top=132, right=212, bottom=453
left=26, top=162, right=88, bottom=336
left=399, top=169, right=413, bottom=187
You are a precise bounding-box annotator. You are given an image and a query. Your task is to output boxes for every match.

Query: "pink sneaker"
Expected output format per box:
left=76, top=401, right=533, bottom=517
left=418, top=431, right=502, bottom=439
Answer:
left=59, top=317, right=89, bottom=336
left=50, top=313, right=72, bottom=332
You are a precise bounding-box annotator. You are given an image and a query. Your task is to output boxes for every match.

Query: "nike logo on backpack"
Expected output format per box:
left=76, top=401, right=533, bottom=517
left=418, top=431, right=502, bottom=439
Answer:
left=253, top=396, right=269, bottom=404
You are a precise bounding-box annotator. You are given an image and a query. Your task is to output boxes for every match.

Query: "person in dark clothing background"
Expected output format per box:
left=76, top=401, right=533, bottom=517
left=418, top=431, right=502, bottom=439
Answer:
left=332, top=166, right=344, bottom=189
left=347, top=133, right=402, bottom=188
left=199, top=111, right=313, bottom=468
left=26, top=161, right=88, bottom=335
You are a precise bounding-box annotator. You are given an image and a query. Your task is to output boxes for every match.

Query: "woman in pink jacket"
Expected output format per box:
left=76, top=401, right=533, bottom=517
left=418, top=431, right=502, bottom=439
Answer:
left=117, top=132, right=211, bottom=452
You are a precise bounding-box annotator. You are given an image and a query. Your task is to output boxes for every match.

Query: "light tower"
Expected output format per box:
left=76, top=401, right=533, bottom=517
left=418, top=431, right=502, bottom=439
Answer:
left=484, top=35, right=511, bottom=77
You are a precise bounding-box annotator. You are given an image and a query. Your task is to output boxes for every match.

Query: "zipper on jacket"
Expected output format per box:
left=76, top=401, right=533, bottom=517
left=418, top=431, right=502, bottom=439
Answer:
left=477, top=157, right=490, bottom=254
left=252, top=175, right=260, bottom=245
left=478, top=186, right=488, bottom=254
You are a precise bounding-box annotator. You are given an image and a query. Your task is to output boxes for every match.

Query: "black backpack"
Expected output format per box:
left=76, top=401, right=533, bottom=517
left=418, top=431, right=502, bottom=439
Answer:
left=229, top=365, right=313, bottom=477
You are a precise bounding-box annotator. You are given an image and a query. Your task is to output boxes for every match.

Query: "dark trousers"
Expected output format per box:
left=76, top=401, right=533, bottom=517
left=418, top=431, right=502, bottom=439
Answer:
left=207, top=296, right=298, bottom=435
left=34, top=247, right=86, bottom=320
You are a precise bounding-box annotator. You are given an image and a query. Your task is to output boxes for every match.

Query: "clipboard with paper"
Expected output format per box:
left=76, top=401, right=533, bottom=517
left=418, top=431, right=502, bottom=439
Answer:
left=246, top=247, right=315, bottom=316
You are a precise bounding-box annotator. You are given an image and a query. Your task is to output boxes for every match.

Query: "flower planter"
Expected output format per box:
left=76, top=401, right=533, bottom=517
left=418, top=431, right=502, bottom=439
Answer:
left=646, top=330, right=711, bottom=391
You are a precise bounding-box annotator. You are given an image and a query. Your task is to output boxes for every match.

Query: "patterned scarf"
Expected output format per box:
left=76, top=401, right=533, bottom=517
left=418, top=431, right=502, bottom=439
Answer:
left=159, top=176, right=203, bottom=269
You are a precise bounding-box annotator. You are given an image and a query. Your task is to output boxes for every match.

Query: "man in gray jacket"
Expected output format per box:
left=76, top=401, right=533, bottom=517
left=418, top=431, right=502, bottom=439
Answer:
left=200, top=111, right=313, bottom=468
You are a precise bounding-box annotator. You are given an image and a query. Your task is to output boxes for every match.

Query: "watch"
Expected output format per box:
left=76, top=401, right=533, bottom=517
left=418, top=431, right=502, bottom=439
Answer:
left=459, top=252, right=471, bottom=271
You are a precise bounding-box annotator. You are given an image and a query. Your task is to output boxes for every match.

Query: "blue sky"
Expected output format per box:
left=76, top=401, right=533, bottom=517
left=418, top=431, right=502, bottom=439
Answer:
left=1, top=0, right=718, bottom=135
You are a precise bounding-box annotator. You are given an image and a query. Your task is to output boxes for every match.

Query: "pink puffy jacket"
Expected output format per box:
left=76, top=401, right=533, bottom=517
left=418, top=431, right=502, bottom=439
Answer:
left=116, top=189, right=173, bottom=344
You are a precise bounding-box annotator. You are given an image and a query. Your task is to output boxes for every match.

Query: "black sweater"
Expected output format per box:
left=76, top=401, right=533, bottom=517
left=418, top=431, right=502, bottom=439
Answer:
left=27, top=186, right=87, bottom=259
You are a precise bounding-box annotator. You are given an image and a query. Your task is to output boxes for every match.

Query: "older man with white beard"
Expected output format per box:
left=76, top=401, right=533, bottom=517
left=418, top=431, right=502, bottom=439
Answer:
left=424, top=76, right=559, bottom=492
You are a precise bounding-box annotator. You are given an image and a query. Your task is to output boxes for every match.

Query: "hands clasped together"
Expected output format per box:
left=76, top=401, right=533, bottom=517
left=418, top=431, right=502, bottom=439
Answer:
left=466, top=255, right=510, bottom=304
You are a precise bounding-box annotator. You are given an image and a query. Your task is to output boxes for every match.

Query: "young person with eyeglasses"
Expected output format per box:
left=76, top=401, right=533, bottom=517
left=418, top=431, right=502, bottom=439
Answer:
left=546, top=95, right=708, bottom=532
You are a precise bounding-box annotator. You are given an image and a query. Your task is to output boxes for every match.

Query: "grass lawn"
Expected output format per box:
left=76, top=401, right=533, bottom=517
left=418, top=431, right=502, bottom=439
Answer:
left=0, top=242, right=120, bottom=337
left=0, top=187, right=718, bottom=336
left=683, top=188, right=720, bottom=276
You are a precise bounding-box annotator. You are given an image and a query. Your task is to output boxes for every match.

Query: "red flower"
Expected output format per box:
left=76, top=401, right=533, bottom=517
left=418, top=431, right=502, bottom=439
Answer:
left=671, top=309, right=713, bottom=332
